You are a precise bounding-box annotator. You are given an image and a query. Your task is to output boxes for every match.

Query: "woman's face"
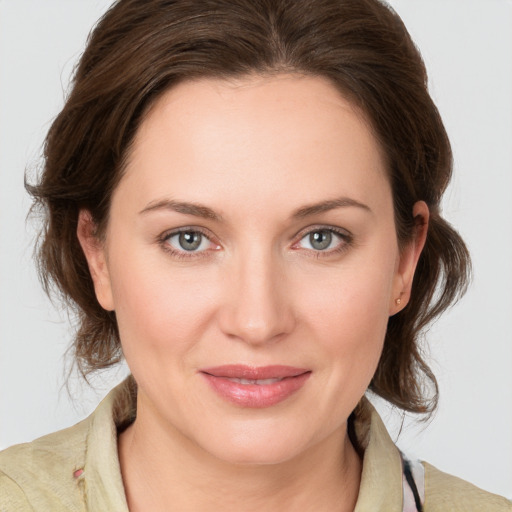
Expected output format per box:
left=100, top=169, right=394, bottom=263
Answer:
left=81, top=74, right=424, bottom=465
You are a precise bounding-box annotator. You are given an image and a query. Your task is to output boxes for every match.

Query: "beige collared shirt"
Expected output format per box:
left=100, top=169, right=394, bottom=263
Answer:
left=1, top=377, right=510, bottom=511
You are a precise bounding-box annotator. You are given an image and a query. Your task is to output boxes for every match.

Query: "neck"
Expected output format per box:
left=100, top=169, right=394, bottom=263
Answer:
left=118, top=398, right=362, bottom=512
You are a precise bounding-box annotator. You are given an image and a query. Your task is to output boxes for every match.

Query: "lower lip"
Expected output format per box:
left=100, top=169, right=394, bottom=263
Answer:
left=201, top=372, right=311, bottom=408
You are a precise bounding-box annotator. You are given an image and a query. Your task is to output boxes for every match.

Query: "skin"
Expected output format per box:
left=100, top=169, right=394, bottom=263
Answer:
left=78, top=73, right=428, bottom=511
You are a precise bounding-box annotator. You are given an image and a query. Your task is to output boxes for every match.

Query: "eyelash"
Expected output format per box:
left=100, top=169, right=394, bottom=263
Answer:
left=157, top=225, right=353, bottom=260
left=157, top=227, right=218, bottom=260
left=292, top=226, right=353, bottom=257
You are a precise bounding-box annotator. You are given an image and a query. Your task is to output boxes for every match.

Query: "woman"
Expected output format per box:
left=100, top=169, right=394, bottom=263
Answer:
left=1, top=0, right=510, bottom=510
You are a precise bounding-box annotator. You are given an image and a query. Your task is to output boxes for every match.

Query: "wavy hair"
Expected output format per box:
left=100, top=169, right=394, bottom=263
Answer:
left=27, top=0, right=470, bottom=414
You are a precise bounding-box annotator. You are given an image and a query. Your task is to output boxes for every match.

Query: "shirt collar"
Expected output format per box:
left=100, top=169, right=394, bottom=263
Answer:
left=352, top=398, right=404, bottom=510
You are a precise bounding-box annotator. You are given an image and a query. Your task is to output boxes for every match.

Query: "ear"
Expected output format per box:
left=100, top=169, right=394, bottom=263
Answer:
left=77, top=210, right=115, bottom=311
left=390, top=201, right=429, bottom=315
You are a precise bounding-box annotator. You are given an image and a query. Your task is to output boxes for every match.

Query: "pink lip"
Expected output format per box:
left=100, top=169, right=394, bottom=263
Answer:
left=200, top=365, right=311, bottom=408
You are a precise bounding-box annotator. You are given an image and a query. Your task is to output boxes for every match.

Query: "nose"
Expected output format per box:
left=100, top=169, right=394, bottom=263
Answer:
left=217, top=249, right=296, bottom=346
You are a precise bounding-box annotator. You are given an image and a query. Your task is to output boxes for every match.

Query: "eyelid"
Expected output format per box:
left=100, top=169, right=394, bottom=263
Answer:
left=293, top=224, right=352, bottom=241
left=158, top=226, right=221, bottom=257
left=291, top=225, right=353, bottom=253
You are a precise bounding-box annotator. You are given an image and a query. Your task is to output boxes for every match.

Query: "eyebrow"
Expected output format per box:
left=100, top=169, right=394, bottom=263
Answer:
left=291, top=197, right=372, bottom=219
left=139, top=199, right=223, bottom=221
left=139, top=196, right=372, bottom=222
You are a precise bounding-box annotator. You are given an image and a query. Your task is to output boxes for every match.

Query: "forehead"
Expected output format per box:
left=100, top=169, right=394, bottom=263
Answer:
left=118, top=73, right=391, bottom=220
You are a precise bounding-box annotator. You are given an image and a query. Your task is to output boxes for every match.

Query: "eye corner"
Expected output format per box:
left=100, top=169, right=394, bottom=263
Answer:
left=157, top=226, right=222, bottom=259
left=292, top=225, right=354, bottom=256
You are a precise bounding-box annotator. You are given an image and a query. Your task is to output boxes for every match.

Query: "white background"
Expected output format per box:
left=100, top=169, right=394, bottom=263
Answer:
left=1, top=0, right=511, bottom=499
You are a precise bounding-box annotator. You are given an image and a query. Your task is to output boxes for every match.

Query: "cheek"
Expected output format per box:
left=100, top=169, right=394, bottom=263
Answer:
left=107, top=249, right=220, bottom=359
left=314, top=283, right=389, bottom=374
left=295, top=256, right=396, bottom=377
left=298, top=256, right=395, bottom=332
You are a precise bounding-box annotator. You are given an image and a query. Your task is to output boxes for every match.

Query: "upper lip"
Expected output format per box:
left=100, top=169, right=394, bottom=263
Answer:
left=200, top=365, right=310, bottom=380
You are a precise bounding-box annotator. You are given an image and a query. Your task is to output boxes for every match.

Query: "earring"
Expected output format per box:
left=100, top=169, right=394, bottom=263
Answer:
left=395, top=298, right=402, bottom=305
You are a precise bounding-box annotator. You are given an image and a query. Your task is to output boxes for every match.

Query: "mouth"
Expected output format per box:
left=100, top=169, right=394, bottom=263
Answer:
left=199, top=365, right=311, bottom=408
left=221, top=377, right=286, bottom=385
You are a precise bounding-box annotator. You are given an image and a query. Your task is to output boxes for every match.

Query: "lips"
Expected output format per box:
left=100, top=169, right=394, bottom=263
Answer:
left=200, top=365, right=311, bottom=408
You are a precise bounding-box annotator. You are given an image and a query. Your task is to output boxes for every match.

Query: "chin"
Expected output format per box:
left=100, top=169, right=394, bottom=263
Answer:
left=213, top=443, right=302, bottom=467
left=196, top=421, right=315, bottom=467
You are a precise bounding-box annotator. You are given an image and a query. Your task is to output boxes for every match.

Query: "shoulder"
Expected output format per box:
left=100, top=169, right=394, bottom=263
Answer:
left=0, top=379, right=133, bottom=511
left=423, top=461, right=512, bottom=512
left=0, top=417, right=90, bottom=512
left=0, top=473, right=33, bottom=511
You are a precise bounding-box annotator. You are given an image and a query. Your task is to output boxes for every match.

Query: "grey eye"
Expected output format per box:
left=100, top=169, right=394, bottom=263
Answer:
left=178, top=231, right=203, bottom=251
left=164, top=229, right=218, bottom=256
left=308, top=230, right=332, bottom=250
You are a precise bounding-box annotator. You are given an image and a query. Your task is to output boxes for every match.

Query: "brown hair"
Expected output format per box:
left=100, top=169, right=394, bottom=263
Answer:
left=28, top=0, right=470, bottom=414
